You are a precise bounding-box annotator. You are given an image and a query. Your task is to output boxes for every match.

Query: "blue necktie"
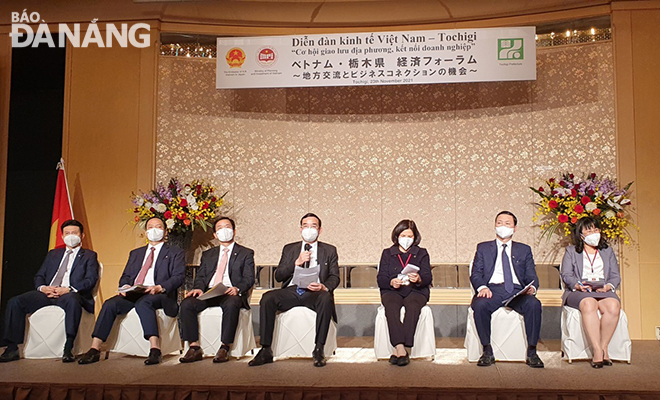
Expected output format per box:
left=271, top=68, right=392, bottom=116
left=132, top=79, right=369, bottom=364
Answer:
left=502, top=243, right=514, bottom=293
left=296, top=286, right=306, bottom=296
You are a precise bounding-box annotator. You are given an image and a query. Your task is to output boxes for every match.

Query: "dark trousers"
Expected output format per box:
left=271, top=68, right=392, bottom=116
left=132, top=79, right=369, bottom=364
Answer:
left=381, top=290, right=428, bottom=348
left=471, top=284, right=542, bottom=347
left=4, top=291, right=84, bottom=345
left=92, top=293, right=177, bottom=341
left=259, top=286, right=334, bottom=347
left=179, top=295, right=244, bottom=345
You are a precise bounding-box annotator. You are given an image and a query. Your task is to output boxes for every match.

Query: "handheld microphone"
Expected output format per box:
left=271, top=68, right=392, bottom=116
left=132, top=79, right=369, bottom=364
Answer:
left=303, top=243, right=311, bottom=268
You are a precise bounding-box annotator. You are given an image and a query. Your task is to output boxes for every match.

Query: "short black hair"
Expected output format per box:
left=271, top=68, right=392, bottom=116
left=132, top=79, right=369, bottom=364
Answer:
left=214, top=216, right=235, bottom=230
left=495, top=211, right=518, bottom=226
left=391, top=219, right=421, bottom=247
left=61, top=219, right=84, bottom=234
left=300, top=213, right=322, bottom=228
left=145, top=216, right=166, bottom=228
left=573, top=217, right=609, bottom=252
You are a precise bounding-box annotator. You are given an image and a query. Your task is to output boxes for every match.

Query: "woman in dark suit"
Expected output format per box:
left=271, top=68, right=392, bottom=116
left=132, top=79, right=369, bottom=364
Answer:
left=376, top=219, right=433, bottom=366
left=560, top=217, right=621, bottom=368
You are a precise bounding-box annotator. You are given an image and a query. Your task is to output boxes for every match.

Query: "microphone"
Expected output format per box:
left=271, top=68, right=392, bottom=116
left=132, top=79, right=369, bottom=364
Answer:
left=303, top=243, right=311, bottom=268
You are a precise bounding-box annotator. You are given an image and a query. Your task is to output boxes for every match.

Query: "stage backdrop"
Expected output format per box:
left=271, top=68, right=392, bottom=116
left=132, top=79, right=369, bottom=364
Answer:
left=156, top=41, right=615, bottom=266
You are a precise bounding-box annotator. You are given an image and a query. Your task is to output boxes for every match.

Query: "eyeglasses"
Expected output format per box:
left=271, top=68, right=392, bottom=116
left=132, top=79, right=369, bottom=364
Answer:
left=582, top=228, right=601, bottom=235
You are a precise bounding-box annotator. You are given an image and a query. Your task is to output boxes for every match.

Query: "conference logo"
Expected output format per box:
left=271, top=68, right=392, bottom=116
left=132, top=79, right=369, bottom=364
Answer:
left=10, top=11, right=151, bottom=48
left=256, top=47, right=277, bottom=67
left=226, top=47, right=246, bottom=68
left=497, top=38, right=524, bottom=60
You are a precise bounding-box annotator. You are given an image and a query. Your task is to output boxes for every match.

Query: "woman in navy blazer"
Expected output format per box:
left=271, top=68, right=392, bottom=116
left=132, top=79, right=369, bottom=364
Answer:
left=561, top=217, right=621, bottom=368
left=377, top=219, right=433, bottom=366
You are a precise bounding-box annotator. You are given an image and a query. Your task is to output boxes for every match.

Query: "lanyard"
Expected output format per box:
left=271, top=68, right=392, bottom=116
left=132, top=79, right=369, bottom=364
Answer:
left=585, top=250, right=598, bottom=274
left=397, top=253, right=412, bottom=270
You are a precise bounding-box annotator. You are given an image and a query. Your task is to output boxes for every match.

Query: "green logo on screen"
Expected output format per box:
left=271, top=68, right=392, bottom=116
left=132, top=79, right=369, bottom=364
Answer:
left=498, top=38, right=524, bottom=60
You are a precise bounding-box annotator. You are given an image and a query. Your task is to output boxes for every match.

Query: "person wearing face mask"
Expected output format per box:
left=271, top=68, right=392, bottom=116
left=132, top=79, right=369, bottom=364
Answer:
left=178, top=217, right=255, bottom=363
left=560, top=217, right=621, bottom=368
left=78, top=216, right=185, bottom=365
left=249, top=213, right=340, bottom=368
left=376, top=219, right=433, bottom=366
left=0, top=220, right=99, bottom=363
left=470, top=211, right=544, bottom=368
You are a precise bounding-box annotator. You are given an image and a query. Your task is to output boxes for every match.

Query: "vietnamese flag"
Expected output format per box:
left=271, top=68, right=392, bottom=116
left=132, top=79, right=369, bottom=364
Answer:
left=48, top=159, right=74, bottom=250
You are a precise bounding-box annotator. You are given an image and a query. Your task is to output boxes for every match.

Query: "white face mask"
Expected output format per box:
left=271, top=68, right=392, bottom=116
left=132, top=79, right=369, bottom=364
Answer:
left=63, top=234, right=81, bottom=248
left=495, top=226, right=515, bottom=239
left=398, top=236, right=414, bottom=250
left=583, top=232, right=601, bottom=247
left=301, top=227, right=319, bottom=243
left=216, top=227, right=234, bottom=242
left=146, top=228, right=165, bottom=242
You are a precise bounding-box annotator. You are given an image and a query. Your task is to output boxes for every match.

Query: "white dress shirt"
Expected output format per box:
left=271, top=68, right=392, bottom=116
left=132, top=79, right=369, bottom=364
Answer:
left=46, top=246, right=81, bottom=290
left=136, top=242, right=164, bottom=287
left=288, top=241, right=319, bottom=287
left=582, top=251, right=605, bottom=281
left=209, top=242, right=235, bottom=289
left=488, top=239, right=521, bottom=286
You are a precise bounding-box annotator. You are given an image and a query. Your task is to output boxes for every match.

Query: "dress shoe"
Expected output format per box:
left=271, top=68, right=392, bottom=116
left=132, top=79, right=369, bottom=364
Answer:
left=179, top=347, right=204, bottom=363
left=389, top=355, right=398, bottom=365
left=213, top=347, right=229, bottom=363
left=312, top=347, right=327, bottom=367
left=144, top=348, right=162, bottom=365
left=0, top=348, right=20, bottom=363
left=62, top=349, right=75, bottom=363
left=397, top=352, right=410, bottom=367
left=477, top=353, right=495, bottom=367
left=248, top=347, right=273, bottom=366
left=78, top=349, right=100, bottom=365
left=526, top=353, right=545, bottom=368
left=603, top=359, right=613, bottom=366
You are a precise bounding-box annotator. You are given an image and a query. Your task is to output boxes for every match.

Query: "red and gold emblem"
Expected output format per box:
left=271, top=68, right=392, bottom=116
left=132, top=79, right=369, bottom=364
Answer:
left=226, top=47, right=246, bottom=68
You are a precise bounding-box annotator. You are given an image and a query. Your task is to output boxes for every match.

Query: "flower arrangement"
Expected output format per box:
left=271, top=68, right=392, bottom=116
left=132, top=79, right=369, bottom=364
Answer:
left=531, top=173, right=634, bottom=244
left=130, top=178, right=226, bottom=234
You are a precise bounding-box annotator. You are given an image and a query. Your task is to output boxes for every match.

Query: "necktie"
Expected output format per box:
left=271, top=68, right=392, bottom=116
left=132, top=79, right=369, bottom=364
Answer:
left=52, top=250, right=73, bottom=287
left=502, top=243, right=514, bottom=293
left=213, top=247, right=230, bottom=286
left=135, top=247, right=155, bottom=285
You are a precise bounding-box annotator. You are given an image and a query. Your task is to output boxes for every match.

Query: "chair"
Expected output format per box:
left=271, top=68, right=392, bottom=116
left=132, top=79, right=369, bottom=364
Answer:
left=23, top=263, right=104, bottom=359
left=464, top=262, right=528, bottom=362
left=271, top=306, right=337, bottom=359
left=105, top=308, right=181, bottom=357
left=373, top=305, right=436, bottom=359
left=559, top=269, right=632, bottom=363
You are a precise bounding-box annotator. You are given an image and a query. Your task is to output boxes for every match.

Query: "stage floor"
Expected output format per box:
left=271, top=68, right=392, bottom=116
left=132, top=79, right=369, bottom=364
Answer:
left=3, top=338, right=660, bottom=398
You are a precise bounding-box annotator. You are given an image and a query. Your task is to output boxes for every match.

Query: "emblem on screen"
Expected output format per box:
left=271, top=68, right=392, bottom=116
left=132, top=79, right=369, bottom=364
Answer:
left=256, top=47, right=277, bottom=67
left=498, top=38, right=524, bottom=60
left=226, top=48, right=246, bottom=68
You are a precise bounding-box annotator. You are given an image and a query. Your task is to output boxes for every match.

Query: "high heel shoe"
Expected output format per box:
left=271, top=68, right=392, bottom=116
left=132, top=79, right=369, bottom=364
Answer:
left=603, top=359, right=613, bottom=366
left=590, top=360, right=604, bottom=368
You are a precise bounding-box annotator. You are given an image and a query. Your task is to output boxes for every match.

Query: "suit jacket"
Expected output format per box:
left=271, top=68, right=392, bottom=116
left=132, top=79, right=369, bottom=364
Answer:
left=275, top=241, right=340, bottom=292
left=118, top=244, right=186, bottom=306
left=194, top=243, right=255, bottom=309
left=377, top=245, right=433, bottom=300
left=560, top=245, right=620, bottom=302
left=34, top=247, right=100, bottom=313
left=470, top=240, right=539, bottom=292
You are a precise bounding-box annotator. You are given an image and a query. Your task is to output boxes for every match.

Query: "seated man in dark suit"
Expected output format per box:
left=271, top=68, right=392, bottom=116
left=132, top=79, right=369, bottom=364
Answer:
left=179, top=216, right=255, bottom=363
left=470, top=211, right=544, bottom=368
left=78, top=216, right=185, bottom=365
left=249, top=213, right=339, bottom=368
left=0, top=219, right=99, bottom=363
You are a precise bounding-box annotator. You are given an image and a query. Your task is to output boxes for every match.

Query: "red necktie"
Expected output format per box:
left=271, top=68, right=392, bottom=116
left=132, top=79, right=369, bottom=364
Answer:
left=213, top=248, right=229, bottom=286
left=135, top=247, right=155, bottom=285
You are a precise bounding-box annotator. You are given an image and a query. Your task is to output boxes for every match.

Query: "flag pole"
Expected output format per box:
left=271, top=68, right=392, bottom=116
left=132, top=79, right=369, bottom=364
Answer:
left=58, top=158, right=74, bottom=219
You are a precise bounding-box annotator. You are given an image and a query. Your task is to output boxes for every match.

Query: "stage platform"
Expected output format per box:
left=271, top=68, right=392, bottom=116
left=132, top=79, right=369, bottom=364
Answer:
left=2, top=338, right=660, bottom=400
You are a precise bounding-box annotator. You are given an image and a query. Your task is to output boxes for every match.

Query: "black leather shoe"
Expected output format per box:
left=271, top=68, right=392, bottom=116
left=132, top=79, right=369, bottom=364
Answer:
left=213, top=347, right=229, bottom=363
left=603, top=359, right=613, bottom=366
left=389, top=355, right=398, bottom=365
left=144, top=348, right=162, bottom=365
left=526, top=353, right=545, bottom=368
left=0, top=348, right=20, bottom=363
left=312, top=347, right=327, bottom=367
left=179, top=347, right=203, bottom=363
left=591, top=360, right=604, bottom=368
left=62, top=349, right=75, bottom=363
left=78, top=349, right=100, bottom=365
left=248, top=347, right=273, bottom=367
left=397, top=352, right=410, bottom=367
left=477, top=353, right=495, bottom=367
